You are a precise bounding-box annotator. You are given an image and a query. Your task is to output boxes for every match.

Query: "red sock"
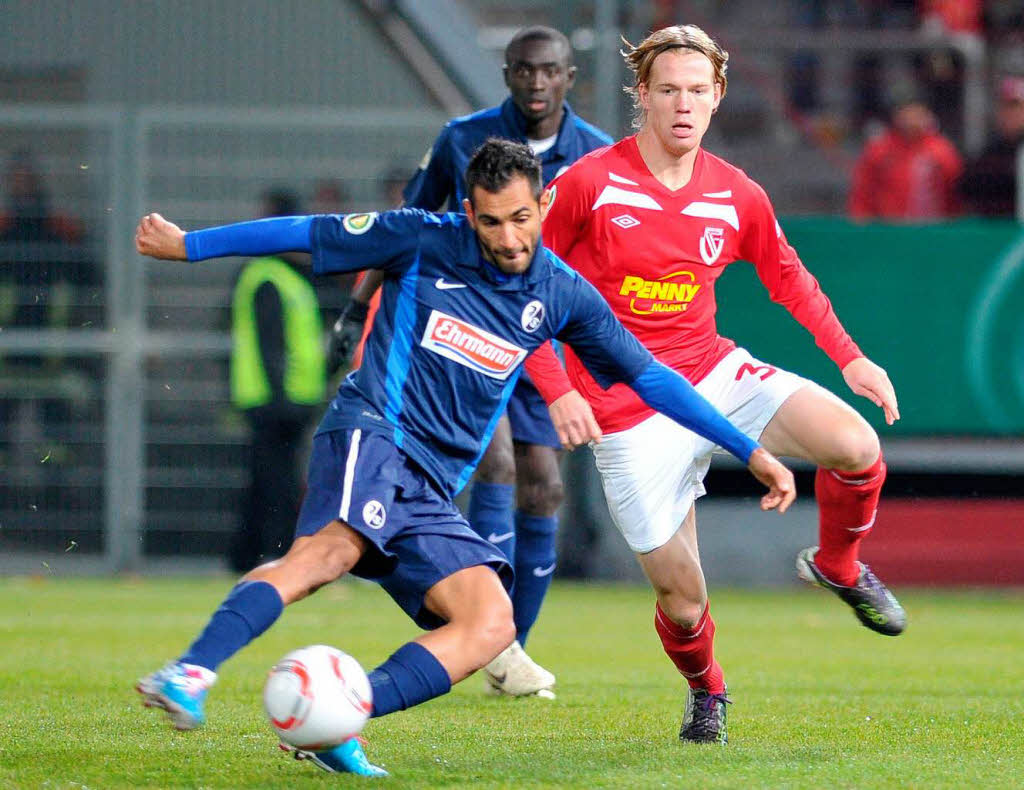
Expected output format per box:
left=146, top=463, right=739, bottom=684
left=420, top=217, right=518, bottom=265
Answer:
left=814, top=452, right=886, bottom=586
left=654, top=602, right=725, bottom=694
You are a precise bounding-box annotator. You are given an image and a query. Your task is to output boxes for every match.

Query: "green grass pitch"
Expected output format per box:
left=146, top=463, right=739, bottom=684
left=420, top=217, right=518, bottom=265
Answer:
left=1, top=576, right=1021, bottom=788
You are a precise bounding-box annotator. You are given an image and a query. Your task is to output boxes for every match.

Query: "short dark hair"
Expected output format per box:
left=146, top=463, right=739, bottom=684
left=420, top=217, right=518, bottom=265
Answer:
left=505, top=26, right=572, bottom=66
left=464, top=138, right=543, bottom=204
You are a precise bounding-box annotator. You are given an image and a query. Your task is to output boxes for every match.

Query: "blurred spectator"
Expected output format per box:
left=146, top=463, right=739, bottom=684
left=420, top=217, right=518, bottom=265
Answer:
left=986, top=2, right=1024, bottom=36
left=919, top=0, right=983, bottom=35
left=0, top=149, right=94, bottom=340
left=309, top=179, right=350, bottom=215
left=0, top=150, right=97, bottom=472
left=959, top=75, right=1024, bottom=218
left=227, top=188, right=328, bottom=572
left=775, top=2, right=922, bottom=137
left=380, top=166, right=410, bottom=209
left=848, top=86, right=963, bottom=220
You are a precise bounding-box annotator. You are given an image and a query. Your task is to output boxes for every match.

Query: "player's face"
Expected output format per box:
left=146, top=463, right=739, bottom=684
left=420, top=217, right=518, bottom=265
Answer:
left=464, top=176, right=550, bottom=275
left=504, top=39, right=577, bottom=124
left=892, top=103, right=935, bottom=139
left=638, top=50, right=721, bottom=158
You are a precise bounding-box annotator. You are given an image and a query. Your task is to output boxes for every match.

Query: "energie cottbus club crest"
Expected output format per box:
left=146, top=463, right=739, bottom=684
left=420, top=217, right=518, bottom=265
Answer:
left=699, top=226, right=725, bottom=266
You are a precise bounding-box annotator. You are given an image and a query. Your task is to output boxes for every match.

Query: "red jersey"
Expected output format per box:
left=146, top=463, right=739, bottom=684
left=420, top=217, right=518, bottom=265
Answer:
left=529, top=136, right=861, bottom=433
left=847, top=128, right=963, bottom=220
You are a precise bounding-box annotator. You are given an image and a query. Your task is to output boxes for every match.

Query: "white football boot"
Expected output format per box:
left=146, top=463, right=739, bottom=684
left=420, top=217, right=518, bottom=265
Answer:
left=482, top=640, right=556, bottom=699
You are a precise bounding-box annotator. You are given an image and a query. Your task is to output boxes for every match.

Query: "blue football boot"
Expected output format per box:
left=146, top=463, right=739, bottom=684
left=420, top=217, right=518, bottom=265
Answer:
left=284, top=737, right=388, bottom=777
left=136, top=662, right=216, bottom=730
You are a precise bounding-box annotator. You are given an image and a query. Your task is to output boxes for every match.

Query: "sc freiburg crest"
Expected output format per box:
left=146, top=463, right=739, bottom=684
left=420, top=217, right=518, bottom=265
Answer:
left=362, top=500, right=386, bottom=529
left=699, top=226, right=725, bottom=266
left=521, top=300, right=545, bottom=332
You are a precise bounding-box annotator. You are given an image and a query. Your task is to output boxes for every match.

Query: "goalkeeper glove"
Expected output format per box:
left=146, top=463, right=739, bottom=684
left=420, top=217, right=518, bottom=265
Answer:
left=327, top=298, right=369, bottom=374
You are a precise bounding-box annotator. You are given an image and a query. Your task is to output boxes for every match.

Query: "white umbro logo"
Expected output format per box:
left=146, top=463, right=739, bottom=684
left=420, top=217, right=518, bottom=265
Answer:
left=611, top=214, right=640, bottom=229
left=435, top=278, right=467, bottom=290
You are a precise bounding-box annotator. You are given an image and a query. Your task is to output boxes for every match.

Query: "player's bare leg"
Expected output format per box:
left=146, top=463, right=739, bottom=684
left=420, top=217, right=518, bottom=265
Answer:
left=637, top=507, right=730, bottom=744
left=637, top=507, right=706, bottom=626
left=137, top=522, right=368, bottom=729
left=418, top=565, right=517, bottom=683
left=292, top=546, right=514, bottom=779
left=760, top=384, right=906, bottom=635
left=482, top=441, right=565, bottom=698
left=476, top=416, right=517, bottom=484
left=245, top=521, right=369, bottom=603
left=300, top=549, right=516, bottom=778
left=471, top=418, right=557, bottom=697
left=759, top=383, right=878, bottom=470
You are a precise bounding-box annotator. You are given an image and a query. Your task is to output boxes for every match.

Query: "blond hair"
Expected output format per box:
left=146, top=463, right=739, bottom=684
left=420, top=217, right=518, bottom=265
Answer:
left=622, top=25, right=729, bottom=129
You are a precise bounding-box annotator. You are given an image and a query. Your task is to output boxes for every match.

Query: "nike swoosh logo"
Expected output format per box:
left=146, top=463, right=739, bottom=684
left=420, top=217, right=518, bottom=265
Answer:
left=487, top=531, right=515, bottom=544
left=532, top=563, right=556, bottom=577
left=435, top=278, right=467, bottom=290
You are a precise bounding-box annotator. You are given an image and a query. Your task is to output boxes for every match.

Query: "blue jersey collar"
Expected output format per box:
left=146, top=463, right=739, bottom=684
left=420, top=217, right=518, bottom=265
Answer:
left=499, top=98, right=579, bottom=162
left=457, top=235, right=551, bottom=290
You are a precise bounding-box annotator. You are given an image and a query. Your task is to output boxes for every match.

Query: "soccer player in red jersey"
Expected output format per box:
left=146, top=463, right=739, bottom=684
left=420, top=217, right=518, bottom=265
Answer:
left=526, top=25, right=906, bottom=744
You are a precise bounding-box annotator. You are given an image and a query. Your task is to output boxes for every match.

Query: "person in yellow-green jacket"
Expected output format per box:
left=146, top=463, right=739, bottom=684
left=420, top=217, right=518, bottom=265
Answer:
left=229, top=189, right=327, bottom=572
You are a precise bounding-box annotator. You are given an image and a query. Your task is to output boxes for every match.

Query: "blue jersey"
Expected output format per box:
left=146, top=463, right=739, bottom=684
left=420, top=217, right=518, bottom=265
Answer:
left=309, top=209, right=650, bottom=495
left=403, top=98, right=612, bottom=212
left=186, top=212, right=759, bottom=498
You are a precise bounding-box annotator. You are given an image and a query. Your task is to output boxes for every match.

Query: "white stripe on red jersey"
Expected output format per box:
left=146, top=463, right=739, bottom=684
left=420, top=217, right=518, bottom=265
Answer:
left=541, top=136, right=861, bottom=433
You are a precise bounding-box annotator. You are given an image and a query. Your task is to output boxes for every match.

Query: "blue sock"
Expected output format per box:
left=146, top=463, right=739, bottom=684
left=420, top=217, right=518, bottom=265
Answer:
left=512, top=512, right=558, bottom=646
left=180, top=580, right=283, bottom=672
left=468, top=481, right=516, bottom=564
left=368, top=642, right=452, bottom=718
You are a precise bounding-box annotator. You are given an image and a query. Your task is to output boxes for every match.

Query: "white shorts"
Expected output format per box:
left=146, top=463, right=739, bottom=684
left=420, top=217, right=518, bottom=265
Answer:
left=592, top=348, right=808, bottom=553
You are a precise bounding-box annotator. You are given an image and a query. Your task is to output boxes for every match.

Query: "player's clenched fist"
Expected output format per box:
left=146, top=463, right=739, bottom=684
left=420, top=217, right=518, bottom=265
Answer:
left=746, top=447, right=796, bottom=513
left=135, top=213, right=188, bottom=260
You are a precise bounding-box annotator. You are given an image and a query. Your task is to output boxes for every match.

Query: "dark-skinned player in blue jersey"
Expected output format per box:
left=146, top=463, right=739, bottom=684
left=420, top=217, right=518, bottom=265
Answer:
left=331, top=27, right=613, bottom=697
left=134, top=139, right=794, bottom=779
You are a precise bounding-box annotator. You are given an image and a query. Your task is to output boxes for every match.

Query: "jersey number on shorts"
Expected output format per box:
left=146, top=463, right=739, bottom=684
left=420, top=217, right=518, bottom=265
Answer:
left=736, top=363, right=777, bottom=382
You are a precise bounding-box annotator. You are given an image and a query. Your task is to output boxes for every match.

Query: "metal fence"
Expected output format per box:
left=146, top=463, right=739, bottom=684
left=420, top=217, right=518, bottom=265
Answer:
left=2, top=103, right=1021, bottom=579
left=0, top=104, right=444, bottom=572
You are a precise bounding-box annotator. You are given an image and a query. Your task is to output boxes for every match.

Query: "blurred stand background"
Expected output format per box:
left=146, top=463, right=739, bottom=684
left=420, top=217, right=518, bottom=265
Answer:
left=0, top=0, right=1021, bottom=585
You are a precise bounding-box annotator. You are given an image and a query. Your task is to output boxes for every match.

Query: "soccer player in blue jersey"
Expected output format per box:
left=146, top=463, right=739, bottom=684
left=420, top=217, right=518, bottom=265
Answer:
left=134, top=139, right=794, bottom=778
left=331, top=27, right=613, bottom=697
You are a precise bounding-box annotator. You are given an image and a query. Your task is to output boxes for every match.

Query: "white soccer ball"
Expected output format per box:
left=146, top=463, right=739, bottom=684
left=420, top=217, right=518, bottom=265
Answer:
left=263, top=645, right=372, bottom=750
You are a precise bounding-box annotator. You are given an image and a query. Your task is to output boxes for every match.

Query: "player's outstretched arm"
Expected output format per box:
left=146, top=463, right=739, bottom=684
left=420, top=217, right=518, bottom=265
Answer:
left=842, top=356, right=900, bottom=425
left=135, top=213, right=187, bottom=260
left=135, top=213, right=314, bottom=262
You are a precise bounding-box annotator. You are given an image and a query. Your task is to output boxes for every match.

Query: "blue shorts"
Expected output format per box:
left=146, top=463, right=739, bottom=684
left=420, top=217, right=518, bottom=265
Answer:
left=296, top=428, right=513, bottom=629
left=507, top=374, right=560, bottom=448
